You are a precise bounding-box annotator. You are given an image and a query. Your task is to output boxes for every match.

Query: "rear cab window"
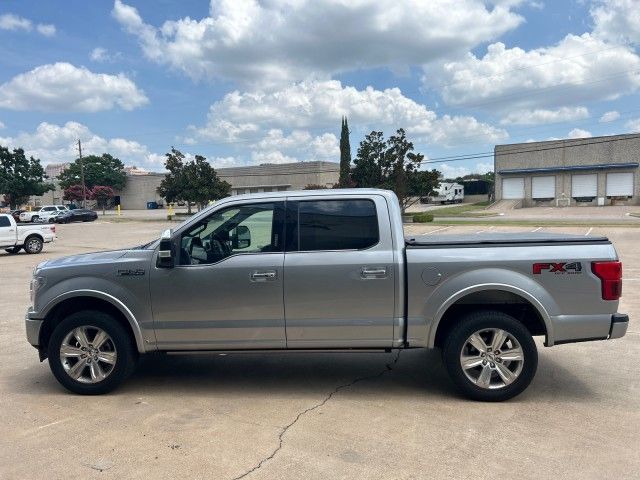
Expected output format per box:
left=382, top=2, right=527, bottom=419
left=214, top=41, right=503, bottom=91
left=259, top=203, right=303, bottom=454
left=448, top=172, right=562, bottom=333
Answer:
left=288, top=199, right=379, bottom=251
left=0, top=216, right=11, bottom=227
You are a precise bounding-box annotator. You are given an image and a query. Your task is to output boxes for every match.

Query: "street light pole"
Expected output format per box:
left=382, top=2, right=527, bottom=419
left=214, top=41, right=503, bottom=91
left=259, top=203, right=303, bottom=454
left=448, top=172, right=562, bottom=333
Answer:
left=78, top=139, right=86, bottom=208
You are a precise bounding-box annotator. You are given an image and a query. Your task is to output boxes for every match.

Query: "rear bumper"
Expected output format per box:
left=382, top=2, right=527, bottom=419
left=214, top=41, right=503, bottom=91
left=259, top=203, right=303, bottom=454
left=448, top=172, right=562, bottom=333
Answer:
left=553, top=313, right=628, bottom=345
left=609, top=313, right=628, bottom=340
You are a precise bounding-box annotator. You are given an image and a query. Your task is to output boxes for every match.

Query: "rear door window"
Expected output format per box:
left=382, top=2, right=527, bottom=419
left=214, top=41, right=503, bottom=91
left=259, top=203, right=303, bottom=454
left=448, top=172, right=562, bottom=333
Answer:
left=291, top=199, right=379, bottom=251
left=0, top=216, right=10, bottom=227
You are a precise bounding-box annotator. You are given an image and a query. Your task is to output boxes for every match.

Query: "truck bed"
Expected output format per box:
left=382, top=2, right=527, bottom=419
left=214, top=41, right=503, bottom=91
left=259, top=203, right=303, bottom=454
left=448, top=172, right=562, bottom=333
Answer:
left=406, top=232, right=610, bottom=248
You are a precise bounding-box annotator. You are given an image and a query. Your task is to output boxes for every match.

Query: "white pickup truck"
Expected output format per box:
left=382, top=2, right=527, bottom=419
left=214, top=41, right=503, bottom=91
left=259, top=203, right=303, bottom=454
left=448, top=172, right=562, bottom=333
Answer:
left=0, top=214, right=56, bottom=254
left=19, top=205, right=68, bottom=223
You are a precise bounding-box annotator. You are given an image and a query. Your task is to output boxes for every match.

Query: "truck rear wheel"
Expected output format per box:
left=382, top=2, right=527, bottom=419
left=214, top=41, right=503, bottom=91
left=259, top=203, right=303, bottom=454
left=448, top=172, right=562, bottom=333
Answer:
left=442, top=310, right=538, bottom=402
left=47, top=311, right=136, bottom=395
left=24, top=236, right=43, bottom=254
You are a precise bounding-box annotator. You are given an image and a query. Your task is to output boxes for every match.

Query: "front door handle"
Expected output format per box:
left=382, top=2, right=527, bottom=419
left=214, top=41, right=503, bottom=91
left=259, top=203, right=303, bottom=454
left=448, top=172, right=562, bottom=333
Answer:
left=251, top=270, right=277, bottom=281
left=361, top=267, right=387, bottom=279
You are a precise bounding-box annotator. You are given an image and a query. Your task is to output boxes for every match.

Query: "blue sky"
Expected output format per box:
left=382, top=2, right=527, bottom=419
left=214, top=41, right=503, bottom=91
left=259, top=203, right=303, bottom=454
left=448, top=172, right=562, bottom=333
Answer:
left=0, top=0, right=639, bottom=177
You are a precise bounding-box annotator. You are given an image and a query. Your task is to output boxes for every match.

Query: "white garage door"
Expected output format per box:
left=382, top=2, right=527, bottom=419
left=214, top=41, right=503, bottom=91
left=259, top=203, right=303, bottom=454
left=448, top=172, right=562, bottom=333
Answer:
left=571, top=174, right=597, bottom=197
left=532, top=176, right=555, bottom=199
left=502, top=177, right=525, bottom=199
left=606, top=172, right=634, bottom=197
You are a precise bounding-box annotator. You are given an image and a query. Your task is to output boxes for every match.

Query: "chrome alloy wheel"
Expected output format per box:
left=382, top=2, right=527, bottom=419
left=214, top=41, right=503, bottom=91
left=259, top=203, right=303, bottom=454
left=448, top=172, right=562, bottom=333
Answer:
left=459, top=328, right=524, bottom=389
left=59, top=326, right=118, bottom=384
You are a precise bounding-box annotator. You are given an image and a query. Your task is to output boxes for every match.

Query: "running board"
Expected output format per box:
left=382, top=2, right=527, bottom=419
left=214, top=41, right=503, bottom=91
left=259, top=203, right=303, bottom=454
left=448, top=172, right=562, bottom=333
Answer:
left=165, top=348, right=398, bottom=355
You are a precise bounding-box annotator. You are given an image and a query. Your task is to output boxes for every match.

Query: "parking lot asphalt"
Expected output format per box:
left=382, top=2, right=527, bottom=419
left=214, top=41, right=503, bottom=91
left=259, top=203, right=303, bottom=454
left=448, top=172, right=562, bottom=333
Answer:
left=1, top=220, right=638, bottom=480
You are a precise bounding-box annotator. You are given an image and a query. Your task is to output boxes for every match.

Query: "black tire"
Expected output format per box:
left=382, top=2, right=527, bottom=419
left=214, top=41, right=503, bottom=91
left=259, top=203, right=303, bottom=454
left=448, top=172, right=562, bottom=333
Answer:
left=31, top=215, right=39, bottom=222
left=24, top=236, right=43, bottom=254
left=442, top=310, right=538, bottom=402
left=5, top=246, right=21, bottom=254
left=47, top=310, right=137, bottom=395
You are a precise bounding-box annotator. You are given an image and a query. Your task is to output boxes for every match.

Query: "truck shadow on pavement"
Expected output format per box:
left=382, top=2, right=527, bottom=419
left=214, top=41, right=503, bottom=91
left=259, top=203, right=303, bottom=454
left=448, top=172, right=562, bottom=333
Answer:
left=20, top=349, right=593, bottom=402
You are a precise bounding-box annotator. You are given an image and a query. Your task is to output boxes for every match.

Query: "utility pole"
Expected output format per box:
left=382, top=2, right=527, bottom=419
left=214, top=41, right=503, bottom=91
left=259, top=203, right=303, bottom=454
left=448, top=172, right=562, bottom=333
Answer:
left=77, top=139, right=86, bottom=208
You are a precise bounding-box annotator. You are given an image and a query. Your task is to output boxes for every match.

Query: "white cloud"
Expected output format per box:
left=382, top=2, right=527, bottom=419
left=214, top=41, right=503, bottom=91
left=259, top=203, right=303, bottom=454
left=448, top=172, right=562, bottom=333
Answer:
left=251, top=150, right=298, bottom=165
left=90, top=47, right=122, bottom=63
left=188, top=80, right=507, bottom=149
left=0, top=120, right=4, bottom=129
left=567, top=128, right=592, bottom=139
left=426, top=33, right=640, bottom=111
left=500, top=106, right=589, bottom=125
left=0, top=121, right=164, bottom=170
left=0, top=13, right=31, bottom=31
left=438, top=162, right=493, bottom=178
left=599, top=110, right=620, bottom=122
left=0, top=13, right=55, bottom=36
left=0, top=62, right=148, bottom=112
left=35, top=24, right=56, bottom=37
left=112, top=0, right=523, bottom=86
left=626, top=118, right=640, bottom=132
left=591, top=0, right=640, bottom=45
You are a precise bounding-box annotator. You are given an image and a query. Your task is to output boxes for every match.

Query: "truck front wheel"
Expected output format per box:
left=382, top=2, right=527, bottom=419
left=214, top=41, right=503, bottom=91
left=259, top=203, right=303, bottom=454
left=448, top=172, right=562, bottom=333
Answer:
left=47, top=311, right=136, bottom=395
left=442, top=310, right=538, bottom=402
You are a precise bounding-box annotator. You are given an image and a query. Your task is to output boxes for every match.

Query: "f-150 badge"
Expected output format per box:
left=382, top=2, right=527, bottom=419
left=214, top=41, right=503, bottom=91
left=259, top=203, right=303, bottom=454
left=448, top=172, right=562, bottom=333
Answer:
left=117, top=269, right=146, bottom=276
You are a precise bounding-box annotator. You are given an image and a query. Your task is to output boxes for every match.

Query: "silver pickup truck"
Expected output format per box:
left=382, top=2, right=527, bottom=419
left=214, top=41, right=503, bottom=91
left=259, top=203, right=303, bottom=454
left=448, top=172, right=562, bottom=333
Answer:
left=25, top=189, right=628, bottom=401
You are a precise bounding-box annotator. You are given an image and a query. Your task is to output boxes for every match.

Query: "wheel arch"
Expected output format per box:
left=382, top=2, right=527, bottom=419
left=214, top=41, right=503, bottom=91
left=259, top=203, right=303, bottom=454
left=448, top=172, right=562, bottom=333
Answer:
left=39, top=291, right=146, bottom=355
left=431, top=284, right=553, bottom=349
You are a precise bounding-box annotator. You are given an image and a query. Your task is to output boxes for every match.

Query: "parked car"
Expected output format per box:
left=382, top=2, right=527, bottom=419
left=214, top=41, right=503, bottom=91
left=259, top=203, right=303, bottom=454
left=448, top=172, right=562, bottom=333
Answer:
left=0, top=214, right=56, bottom=254
left=10, top=210, right=26, bottom=222
left=55, top=209, right=98, bottom=224
left=20, top=205, right=68, bottom=223
left=25, top=189, right=627, bottom=400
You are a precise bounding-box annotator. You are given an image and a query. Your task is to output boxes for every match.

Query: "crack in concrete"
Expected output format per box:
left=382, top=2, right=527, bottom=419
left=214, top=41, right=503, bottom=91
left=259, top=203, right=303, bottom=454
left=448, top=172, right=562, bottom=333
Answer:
left=230, top=351, right=402, bottom=480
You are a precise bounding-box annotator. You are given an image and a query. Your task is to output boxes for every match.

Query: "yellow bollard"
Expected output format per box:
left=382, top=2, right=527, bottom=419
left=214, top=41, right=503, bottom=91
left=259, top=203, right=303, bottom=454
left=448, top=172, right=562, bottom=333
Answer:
left=117, top=204, right=121, bottom=216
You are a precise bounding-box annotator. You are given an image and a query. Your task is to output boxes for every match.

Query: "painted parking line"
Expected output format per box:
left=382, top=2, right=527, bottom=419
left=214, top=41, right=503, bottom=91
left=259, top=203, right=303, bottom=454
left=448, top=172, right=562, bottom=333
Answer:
left=424, top=226, right=453, bottom=234
left=585, top=227, right=593, bottom=236
left=476, top=226, right=495, bottom=234
left=531, top=227, right=542, bottom=232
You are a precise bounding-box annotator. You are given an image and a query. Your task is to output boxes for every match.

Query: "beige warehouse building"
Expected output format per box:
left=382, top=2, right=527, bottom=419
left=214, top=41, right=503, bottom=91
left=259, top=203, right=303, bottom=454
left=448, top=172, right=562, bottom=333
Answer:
left=495, top=133, right=640, bottom=207
left=116, top=161, right=340, bottom=209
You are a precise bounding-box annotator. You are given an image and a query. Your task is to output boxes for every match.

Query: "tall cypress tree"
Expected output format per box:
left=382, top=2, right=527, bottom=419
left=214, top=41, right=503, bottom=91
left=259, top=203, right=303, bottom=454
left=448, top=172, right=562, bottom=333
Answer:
left=338, top=116, right=352, bottom=187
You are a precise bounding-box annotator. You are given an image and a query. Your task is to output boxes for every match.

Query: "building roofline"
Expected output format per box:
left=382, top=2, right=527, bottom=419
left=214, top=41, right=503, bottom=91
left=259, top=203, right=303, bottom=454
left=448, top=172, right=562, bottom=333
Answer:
left=494, top=132, right=640, bottom=150
left=498, top=162, right=639, bottom=175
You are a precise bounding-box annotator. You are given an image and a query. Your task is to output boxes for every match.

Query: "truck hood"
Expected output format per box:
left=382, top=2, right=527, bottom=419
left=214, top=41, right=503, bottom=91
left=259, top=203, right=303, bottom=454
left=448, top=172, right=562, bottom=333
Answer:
left=40, top=249, right=129, bottom=270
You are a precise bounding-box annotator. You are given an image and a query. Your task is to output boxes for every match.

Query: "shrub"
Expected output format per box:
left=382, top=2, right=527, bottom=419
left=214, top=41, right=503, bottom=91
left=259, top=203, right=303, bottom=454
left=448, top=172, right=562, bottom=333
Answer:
left=412, top=212, right=434, bottom=223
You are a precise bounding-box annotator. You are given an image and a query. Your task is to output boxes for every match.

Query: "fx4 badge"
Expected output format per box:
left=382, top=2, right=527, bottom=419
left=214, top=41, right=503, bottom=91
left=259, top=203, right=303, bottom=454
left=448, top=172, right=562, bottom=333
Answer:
left=117, top=268, right=146, bottom=276
left=532, top=262, right=582, bottom=275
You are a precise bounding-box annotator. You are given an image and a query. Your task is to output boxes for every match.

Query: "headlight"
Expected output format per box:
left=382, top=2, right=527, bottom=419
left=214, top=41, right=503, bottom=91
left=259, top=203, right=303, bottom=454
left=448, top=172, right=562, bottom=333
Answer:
left=30, top=276, right=46, bottom=305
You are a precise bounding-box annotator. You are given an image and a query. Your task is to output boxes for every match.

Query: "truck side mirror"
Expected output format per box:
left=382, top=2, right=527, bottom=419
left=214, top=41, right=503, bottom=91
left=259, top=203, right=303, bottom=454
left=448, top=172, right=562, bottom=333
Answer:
left=157, top=228, right=174, bottom=268
left=232, top=225, right=251, bottom=249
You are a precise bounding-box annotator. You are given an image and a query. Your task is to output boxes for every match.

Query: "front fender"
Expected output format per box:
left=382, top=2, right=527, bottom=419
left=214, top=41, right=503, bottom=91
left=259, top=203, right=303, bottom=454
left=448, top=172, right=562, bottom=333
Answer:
left=38, top=286, right=149, bottom=353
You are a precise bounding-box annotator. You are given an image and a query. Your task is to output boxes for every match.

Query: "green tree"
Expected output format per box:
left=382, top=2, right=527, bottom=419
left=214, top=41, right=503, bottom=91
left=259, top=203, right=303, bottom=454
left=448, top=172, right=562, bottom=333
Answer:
left=351, top=130, right=439, bottom=213
left=91, top=186, right=115, bottom=215
left=157, top=147, right=188, bottom=211
left=0, top=146, right=53, bottom=208
left=338, top=116, right=352, bottom=187
left=352, top=131, right=385, bottom=188
left=157, top=149, right=230, bottom=213
left=58, top=153, right=126, bottom=190
left=182, top=155, right=231, bottom=210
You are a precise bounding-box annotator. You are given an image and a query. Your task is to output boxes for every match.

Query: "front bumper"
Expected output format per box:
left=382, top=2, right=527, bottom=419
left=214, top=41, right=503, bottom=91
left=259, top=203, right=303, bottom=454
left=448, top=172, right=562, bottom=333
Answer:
left=25, top=311, right=43, bottom=348
left=609, top=313, right=628, bottom=340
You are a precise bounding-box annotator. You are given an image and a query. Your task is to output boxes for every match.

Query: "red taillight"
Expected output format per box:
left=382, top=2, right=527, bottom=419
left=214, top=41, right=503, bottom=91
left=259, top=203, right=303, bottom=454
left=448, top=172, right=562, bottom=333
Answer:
left=591, top=261, right=622, bottom=300
left=51, top=225, right=56, bottom=233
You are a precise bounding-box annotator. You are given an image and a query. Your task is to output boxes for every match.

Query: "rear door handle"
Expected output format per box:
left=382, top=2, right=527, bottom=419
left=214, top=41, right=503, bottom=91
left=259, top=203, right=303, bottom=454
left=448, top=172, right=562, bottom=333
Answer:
left=251, top=270, right=277, bottom=281
left=361, top=267, right=387, bottom=278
